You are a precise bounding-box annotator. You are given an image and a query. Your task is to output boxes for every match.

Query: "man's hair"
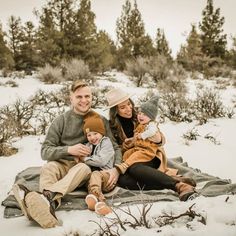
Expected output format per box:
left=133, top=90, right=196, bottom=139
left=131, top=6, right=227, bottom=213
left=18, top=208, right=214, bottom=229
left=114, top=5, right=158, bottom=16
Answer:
left=70, top=80, right=89, bottom=92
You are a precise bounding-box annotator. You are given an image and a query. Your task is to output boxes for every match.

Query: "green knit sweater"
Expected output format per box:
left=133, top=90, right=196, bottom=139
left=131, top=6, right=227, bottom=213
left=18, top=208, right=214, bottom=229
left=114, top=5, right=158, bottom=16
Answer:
left=41, top=109, right=122, bottom=164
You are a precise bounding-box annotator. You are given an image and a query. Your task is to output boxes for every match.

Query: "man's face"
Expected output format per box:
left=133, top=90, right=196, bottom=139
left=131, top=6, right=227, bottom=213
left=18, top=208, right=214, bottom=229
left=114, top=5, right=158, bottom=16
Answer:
left=70, top=86, right=92, bottom=114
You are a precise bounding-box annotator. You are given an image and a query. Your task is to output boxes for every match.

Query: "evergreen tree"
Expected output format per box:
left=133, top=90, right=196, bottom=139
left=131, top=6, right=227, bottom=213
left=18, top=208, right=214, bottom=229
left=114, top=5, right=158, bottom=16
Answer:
left=199, top=0, right=227, bottom=58
left=18, top=21, right=39, bottom=73
left=227, top=36, right=236, bottom=69
left=0, top=23, right=14, bottom=69
left=36, top=0, right=76, bottom=65
left=48, top=0, right=76, bottom=57
left=93, top=30, right=116, bottom=73
left=75, top=0, right=97, bottom=66
left=177, top=24, right=204, bottom=72
left=7, top=16, right=23, bottom=70
left=155, top=28, right=172, bottom=61
left=116, top=0, right=154, bottom=68
left=36, top=6, right=62, bottom=65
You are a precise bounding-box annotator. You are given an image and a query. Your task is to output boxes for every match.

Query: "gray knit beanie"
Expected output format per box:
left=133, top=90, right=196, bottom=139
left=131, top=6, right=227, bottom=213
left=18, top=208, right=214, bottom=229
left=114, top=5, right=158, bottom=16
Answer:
left=140, top=95, right=159, bottom=120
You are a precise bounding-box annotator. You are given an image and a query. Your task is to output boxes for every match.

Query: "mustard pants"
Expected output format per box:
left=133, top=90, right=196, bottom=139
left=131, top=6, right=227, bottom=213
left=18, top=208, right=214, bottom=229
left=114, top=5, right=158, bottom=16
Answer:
left=87, top=170, right=112, bottom=201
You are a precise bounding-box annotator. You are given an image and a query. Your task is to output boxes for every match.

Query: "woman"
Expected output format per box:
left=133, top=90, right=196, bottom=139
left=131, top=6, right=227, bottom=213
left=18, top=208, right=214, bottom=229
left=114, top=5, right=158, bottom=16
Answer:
left=105, top=88, right=196, bottom=201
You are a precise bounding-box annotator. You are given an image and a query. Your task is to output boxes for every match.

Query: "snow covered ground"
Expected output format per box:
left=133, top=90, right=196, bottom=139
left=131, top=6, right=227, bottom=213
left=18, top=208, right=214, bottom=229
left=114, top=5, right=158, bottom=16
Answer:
left=0, top=72, right=236, bottom=236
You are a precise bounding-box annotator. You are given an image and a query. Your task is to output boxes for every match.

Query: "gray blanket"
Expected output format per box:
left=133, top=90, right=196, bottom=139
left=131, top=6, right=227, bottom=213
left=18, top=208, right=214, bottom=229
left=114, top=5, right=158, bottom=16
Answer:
left=2, top=157, right=236, bottom=218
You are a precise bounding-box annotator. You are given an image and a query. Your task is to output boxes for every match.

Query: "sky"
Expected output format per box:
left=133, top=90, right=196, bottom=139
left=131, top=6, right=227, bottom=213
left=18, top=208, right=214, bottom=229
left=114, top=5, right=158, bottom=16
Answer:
left=0, top=72, right=236, bottom=235
left=0, top=0, right=236, bottom=56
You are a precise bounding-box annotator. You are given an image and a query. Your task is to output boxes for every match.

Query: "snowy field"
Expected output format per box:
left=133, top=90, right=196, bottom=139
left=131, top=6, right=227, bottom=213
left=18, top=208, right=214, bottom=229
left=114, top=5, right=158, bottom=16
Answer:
left=0, top=72, right=236, bottom=236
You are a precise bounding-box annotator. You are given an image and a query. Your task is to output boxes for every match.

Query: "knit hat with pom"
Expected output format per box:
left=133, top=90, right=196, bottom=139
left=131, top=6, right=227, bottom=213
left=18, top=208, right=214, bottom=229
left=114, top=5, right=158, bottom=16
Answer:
left=139, top=95, right=159, bottom=120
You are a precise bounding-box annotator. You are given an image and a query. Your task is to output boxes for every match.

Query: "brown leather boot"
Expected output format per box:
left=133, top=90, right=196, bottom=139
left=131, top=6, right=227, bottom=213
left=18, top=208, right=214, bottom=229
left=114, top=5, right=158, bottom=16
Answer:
left=175, top=182, right=195, bottom=201
left=172, top=176, right=196, bottom=187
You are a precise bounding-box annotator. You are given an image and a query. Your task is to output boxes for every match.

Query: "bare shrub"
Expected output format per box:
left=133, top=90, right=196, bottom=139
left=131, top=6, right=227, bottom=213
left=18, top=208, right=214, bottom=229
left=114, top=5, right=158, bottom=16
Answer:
left=33, top=105, right=67, bottom=135
left=171, top=62, right=187, bottom=79
left=5, top=80, right=18, bottom=87
left=11, top=71, right=26, bottom=79
left=156, top=62, right=187, bottom=94
left=153, top=203, right=206, bottom=227
left=147, top=55, right=171, bottom=83
left=208, top=64, right=233, bottom=79
left=61, top=58, right=93, bottom=84
left=0, top=109, right=17, bottom=156
left=201, top=57, right=232, bottom=79
left=204, top=133, right=220, bottom=145
left=37, top=64, right=63, bottom=84
left=231, top=73, right=236, bottom=88
left=89, top=202, right=153, bottom=236
left=193, top=88, right=226, bottom=123
left=30, top=87, right=70, bottom=107
left=159, top=92, right=193, bottom=122
left=0, top=112, right=14, bottom=142
left=0, top=101, right=35, bottom=137
left=92, top=86, right=113, bottom=108
left=0, top=143, right=18, bottom=157
left=125, top=57, right=149, bottom=87
left=190, top=71, right=203, bottom=80
left=182, top=128, right=200, bottom=141
left=157, top=76, right=187, bottom=94
left=1, top=68, right=13, bottom=77
left=30, top=88, right=70, bottom=134
left=225, top=107, right=235, bottom=118
left=214, top=77, right=231, bottom=90
left=137, top=90, right=156, bottom=105
left=0, top=88, right=71, bottom=155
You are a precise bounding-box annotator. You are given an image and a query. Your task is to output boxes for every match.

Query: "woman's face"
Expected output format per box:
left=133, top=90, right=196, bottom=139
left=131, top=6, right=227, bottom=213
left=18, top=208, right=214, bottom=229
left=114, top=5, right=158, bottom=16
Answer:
left=117, top=99, right=133, bottom=118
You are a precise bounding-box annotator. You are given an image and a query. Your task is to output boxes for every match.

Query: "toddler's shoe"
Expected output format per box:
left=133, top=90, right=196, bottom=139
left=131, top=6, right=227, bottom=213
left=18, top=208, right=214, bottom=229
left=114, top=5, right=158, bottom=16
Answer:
left=95, top=201, right=112, bottom=216
left=85, top=194, right=98, bottom=211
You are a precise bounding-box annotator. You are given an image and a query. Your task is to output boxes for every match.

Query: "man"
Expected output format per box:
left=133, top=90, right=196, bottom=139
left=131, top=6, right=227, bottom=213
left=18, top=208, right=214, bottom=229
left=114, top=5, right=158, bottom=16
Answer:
left=13, top=80, right=122, bottom=228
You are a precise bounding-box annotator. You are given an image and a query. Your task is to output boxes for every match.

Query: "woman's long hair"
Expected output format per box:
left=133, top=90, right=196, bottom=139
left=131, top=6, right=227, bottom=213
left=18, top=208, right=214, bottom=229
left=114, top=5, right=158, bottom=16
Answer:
left=109, top=99, right=137, bottom=145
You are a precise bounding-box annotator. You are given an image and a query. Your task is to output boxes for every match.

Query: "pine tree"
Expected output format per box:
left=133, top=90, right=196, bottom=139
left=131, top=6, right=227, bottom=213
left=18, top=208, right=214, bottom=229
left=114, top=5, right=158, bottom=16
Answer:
left=18, top=21, right=39, bottom=73
left=75, top=0, right=97, bottom=66
left=199, top=0, right=227, bottom=58
left=177, top=24, right=204, bottom=72
left=227, top=36, right=236, bottom=69
left=7, top=16, right=24, bottom=70
left=36, top=0, right=76, bottom=65
left=0, top=23, right=14, bottom=69
left=36, top=6, right=62, bottom=65
left=48, top=0, right=76, bottom=57
left=93, top=30, right=116, bottom=73
left=155, top=28, right=172, bottom=61
left=116, top=0, right=154, bottom=68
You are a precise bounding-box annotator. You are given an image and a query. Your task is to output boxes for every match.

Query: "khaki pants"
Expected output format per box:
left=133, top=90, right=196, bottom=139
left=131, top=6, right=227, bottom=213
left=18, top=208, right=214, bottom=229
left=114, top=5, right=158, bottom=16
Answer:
left=40, top=160, right=91, bottom=206
left=87, top=170, right=112, bottom=201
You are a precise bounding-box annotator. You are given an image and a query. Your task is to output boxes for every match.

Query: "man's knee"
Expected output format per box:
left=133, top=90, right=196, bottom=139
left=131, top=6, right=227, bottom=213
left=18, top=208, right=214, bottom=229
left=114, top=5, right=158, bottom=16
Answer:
left=40, top=161, right=60, bottom=175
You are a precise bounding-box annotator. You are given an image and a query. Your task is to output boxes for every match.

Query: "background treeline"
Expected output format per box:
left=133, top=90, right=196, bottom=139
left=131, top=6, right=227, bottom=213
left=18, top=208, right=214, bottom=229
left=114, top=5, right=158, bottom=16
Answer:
left=0, top=0, right=236, bottom=78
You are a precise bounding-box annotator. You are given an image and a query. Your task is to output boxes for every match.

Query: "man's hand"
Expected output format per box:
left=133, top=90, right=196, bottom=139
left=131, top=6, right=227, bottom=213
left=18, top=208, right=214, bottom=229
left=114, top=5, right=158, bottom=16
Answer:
left=104, top=168, right=120, bottom=190
left=68, top=143, right=91, bottom=157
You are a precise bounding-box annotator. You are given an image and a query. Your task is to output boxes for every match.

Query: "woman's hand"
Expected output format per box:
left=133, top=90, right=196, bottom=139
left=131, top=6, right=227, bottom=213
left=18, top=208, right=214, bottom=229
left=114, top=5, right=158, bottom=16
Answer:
left=123, top=138, right=134, bottom=150
left=104, top=167, right=120, bottom=190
